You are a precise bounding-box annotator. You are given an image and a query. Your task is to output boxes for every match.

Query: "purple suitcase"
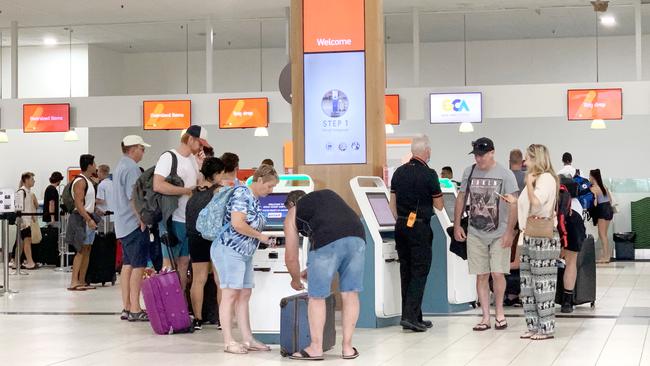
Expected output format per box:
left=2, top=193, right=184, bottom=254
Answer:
left=141, top=270, right=193, bottom=335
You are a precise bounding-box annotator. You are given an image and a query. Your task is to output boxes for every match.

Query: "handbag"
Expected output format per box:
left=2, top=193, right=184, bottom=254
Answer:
left=525, top=216, right=554, bottom=239
left=30, top=221, right=42, bottom=244
left=448, top=164, right=476, bottom=260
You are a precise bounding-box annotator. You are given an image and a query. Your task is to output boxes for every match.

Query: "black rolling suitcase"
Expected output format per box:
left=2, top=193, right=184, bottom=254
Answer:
left=280, top=293, right=336, bottom=357
left=35, top=226, right=60, bottom=265
left=86, top=213, right=117, bottom=286
left=556, top=235, right=597, bottom=308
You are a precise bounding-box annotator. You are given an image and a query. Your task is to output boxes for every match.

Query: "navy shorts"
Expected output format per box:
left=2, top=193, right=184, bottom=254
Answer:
left=121, top=227, right=149, bottom=268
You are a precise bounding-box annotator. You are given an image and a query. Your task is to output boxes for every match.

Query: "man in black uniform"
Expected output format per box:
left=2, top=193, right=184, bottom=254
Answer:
left=390, top=135, right=444, bottom=332
left=284, top=189, right=365, bottom=360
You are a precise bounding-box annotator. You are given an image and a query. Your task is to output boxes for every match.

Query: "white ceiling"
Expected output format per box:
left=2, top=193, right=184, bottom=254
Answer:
left=0, top=0, right=644, bottom=52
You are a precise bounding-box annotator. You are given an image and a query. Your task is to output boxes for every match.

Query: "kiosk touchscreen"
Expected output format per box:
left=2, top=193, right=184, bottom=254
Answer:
left=250, top=175, right=313, bottom=343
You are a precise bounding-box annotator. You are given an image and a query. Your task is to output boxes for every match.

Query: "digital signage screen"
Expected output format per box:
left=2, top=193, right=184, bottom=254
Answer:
left=143, top=100, right=191, bottom=130
left=303, top=0, right=365, bottom=53
left=385, top=94, right=400, bottom=125
left=23, top=104, right=70, bottom=133
left=567, top=89, right=622, bottom=120
left=304, top=51, right=366, bottom=165
left=429, top=92, right=482, bottom=124
left=219, top=98, right=269, bottom=129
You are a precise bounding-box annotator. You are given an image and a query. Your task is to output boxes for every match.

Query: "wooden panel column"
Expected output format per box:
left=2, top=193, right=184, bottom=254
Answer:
left=290, top=0, right=386, bottom=210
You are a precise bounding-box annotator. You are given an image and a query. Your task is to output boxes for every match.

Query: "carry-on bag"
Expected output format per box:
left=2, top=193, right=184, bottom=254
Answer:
left=85, top=213, right=117, bottom=286
left=280, top=293, right=335, bottom=357
left=556, top=235, right=596, bottom=308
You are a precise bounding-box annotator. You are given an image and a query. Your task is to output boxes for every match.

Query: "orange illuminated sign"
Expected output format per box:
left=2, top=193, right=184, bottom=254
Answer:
left=567, top=89, right=622, bottom=120
left=385, top=95, right=400, bottom=125
left=303, top=0, right=365, bottom=53
left=23, top=104, right=70, bottom=133
left=219, top=98, right=269, bottom=129
left=67, top=168, right=81, bottom=183
left=143, top=100, right=191, bottom=130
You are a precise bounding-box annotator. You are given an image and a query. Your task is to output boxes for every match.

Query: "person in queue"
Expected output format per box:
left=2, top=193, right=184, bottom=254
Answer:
left=503, top=144, right=560, bottom=340
left=389, top=135, right=443, bottom=332
left=509, top=149, right=526, bottom=192
left=590, top=169, right=614, bottom=263
left=13, top=172, right=39, bottom=270
left=211, top=164, right=279, bottom=355
left=454, top=138, right=518, bottom=332
left=220, top=152, right=240, bottom=186
left=284, top=189, right=365, bottom=360
left=43, top=171, right=64, bottom=227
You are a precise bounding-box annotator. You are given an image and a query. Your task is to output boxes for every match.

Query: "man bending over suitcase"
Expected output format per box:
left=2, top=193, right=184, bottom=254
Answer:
left=283, top=190, right=365, bottom=361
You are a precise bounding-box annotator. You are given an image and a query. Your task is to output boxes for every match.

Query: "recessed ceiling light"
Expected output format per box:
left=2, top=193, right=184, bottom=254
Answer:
left=601, top=15, right=616, bottom=27
left=43, top=37, right=57, bottom=46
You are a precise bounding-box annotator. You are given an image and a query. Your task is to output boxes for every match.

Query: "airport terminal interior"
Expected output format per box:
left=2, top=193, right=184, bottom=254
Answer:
left=2, top=0, right=650, bottom=365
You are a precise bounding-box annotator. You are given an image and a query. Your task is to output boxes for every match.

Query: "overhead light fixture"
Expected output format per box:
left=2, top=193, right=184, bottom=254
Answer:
left=591, top=119, right=607, bottom=129
left=254, top=127, right=269, bottom=137
left=600, top=15, right=616, bottom=27
left=43, top=37, right=57, bottom=46
left=63, top=128, right=79, bottom=142
left=0, top=129, right=8, bottom=143
left=459, top=122, right=474, bottom=133
left=385, top=124, right=395, bottom=135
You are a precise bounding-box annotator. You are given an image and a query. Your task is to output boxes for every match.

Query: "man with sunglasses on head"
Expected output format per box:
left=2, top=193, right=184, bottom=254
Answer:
left=453, top=137, right=519, bottom=333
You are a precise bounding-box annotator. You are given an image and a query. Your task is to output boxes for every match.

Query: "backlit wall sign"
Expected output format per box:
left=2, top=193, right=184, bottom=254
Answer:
left=143, top=100, right=191, bottom=130
left=567, top=89, right=622, bottom=120
left=385, top=94, right=400, bottom=125
left=303, top=0, right=367, bottom=165
left=429, top=92, right=482, bottom=124
left=23, top=103, right=70, bottom=133
left=219, top=98, right=269, bottom=129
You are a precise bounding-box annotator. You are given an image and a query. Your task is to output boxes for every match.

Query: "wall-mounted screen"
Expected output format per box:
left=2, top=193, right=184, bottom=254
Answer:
left=23, top=103, right=70, bottom=133
left=143, top=100, right=191, bottom=130
left=429, top=92, right=482, bottom=124
left=366, top=192, right=396, bottom=227
left=567, top=89, right=622, bottom=120
left=385, top=94, right=400, bottom=125
left=304, top=51, right=367, bottom=165
left=219, top=98, right=269, bottom=129
left=259, top=192, right=290, bottom=228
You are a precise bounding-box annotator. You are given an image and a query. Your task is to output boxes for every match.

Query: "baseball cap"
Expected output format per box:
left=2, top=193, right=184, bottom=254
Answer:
left=122, top=135, right=151, bottom=147
left=185, top=125, right=211, bottom=148
left=469, top=137, right=495, bottom=156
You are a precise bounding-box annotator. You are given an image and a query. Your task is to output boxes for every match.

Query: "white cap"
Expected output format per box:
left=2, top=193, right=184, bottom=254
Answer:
left=122, top=135, right=151, bottom=147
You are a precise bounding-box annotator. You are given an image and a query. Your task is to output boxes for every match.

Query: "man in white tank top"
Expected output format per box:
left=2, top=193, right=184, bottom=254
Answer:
left=65, top=154, right=98, bottom=291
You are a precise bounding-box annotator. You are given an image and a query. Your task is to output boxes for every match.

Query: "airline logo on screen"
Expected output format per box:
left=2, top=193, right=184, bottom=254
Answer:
left=303, top=0, right=365, bottom=53
left=23, top=104, right=70, bottom=133
left=143, top=100, right=191, bottom=130
left=442, top=99, right=470, bottom=112
left=219, top=99, right=268, bottom=128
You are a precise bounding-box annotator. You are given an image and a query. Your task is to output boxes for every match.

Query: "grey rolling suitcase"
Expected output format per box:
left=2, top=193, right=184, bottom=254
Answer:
left=279, top=293, right=336, bottom=357
left=574, top=235, right=597, bottom=307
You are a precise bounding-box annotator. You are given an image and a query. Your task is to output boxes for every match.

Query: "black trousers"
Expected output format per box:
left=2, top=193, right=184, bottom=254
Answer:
left=395, top=219, right=433, bottom=323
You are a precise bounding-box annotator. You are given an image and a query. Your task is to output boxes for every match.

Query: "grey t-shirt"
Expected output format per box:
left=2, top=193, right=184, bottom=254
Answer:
left=459, top=162, right=519, bottom=240
left=512, top=170, right=526, bottom=192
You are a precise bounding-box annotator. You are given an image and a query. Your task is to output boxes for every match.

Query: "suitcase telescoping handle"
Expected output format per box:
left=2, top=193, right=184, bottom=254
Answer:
left=102, top=211, right=113, bottom=235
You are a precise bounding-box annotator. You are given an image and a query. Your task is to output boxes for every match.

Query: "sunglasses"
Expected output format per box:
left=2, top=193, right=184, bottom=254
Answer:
left=472, top=141, right=491, bottom=149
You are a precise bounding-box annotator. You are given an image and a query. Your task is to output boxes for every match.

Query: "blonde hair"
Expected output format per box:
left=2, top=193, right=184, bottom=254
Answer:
left=526, top=144, right=559, bottom=189
left=252, top=164, right=279, bottom=183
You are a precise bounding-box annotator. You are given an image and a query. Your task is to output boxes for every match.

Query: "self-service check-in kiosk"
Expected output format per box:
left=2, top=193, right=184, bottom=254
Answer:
left=249, top=174, right=313, bottom=343
left=422, top=178, right=477, bottom=313
left=351, top=177, right=402, bottom=328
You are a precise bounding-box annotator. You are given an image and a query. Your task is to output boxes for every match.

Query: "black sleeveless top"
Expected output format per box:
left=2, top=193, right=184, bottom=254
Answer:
left=296, top=189, right=365, bottom=250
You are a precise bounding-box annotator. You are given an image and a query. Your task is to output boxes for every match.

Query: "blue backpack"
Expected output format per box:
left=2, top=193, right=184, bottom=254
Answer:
left=196, top=186, right=242, bottom=241
left=573, top=176, right=594, bottom=210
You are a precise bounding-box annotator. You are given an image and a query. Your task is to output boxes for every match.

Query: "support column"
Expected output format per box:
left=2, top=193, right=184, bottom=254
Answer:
left=11, top=21, right=18, bottom=99
left=412, top=8, right=420, bottom=86
left=635, top=0, right=642, bottom=81
left=205, top=19, right=213, bottom=93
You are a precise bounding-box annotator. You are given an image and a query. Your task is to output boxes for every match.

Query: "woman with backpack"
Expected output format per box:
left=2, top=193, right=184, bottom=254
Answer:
left=186, top=157, right=225, bottom=330
left=590, top=169, right=614, bottom=263
left=211, top=164, right=279, bottom=355
left=503, top=144, right=560, bottom=341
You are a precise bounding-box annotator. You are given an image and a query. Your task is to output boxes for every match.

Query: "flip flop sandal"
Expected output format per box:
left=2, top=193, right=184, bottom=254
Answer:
left=224, top=342, right=248, bottom=355
left=520, top=331, right=536, bottom=339
left=243, top=341, right=271, bottom=352
left=473, top=323, right=491, bottom=331
left=67, top=286, right=87, bottom=291
left=342, top=347, right=360, bottom=360
left=531, top=334, right=555, bottom=341
left=289, top=349, right=325, bottom=361
left=495, top=319, right=508, bottom=330
left=81, top=285, right=97, bottom=290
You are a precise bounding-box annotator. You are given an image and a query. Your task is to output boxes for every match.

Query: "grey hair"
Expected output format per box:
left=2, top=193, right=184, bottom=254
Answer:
left=411, top=134, right=430, bottom=155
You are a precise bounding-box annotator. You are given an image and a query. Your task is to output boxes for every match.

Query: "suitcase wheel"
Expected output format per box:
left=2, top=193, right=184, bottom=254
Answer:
left=101, top=282, right=106, bottom=287
left=591, top=302, right=595, bottom=308
left=111, top=281, right=116, bottom=286
left=280, top=349, right=288, bottom=357
left=470, top=301, right=478, bottom=309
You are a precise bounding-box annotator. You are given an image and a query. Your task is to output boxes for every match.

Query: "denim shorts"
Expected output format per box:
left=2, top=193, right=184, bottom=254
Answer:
left=120, top=227, right=149, bottom=268
left=211, top=243, right=254, bottom=289
left=160, top=221, right=190, bottom=259
left=307, top=236, right=366, bottom=299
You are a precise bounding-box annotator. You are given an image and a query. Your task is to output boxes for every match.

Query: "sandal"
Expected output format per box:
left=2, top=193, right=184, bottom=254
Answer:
left=243, top=340, right=271, bottom=352
left=342, top=347, right=360, bottom=360
left=473, top=323, right=491, bottom=331
left=80, top=285, right=97, bottom=290
left=289, top=349, right=325, bottom=361
left=531, top=334, right=555, bottom=341
left=520, top=331, right=536, bottom=339
left=224, top=341, right=248, bottom=355
left=495, top=318, right=508, bottom=330
left=67, top=285, right=87, bottom=291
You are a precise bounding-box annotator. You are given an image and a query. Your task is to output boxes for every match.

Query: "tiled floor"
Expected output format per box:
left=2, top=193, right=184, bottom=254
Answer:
left=3, top=262, right=650, bottom=365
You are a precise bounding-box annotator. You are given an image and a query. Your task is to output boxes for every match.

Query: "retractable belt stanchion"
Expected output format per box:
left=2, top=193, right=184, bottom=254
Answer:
left=54, top=213, right=71, bottom=273
left=1, top=213, right=18, bottom=294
